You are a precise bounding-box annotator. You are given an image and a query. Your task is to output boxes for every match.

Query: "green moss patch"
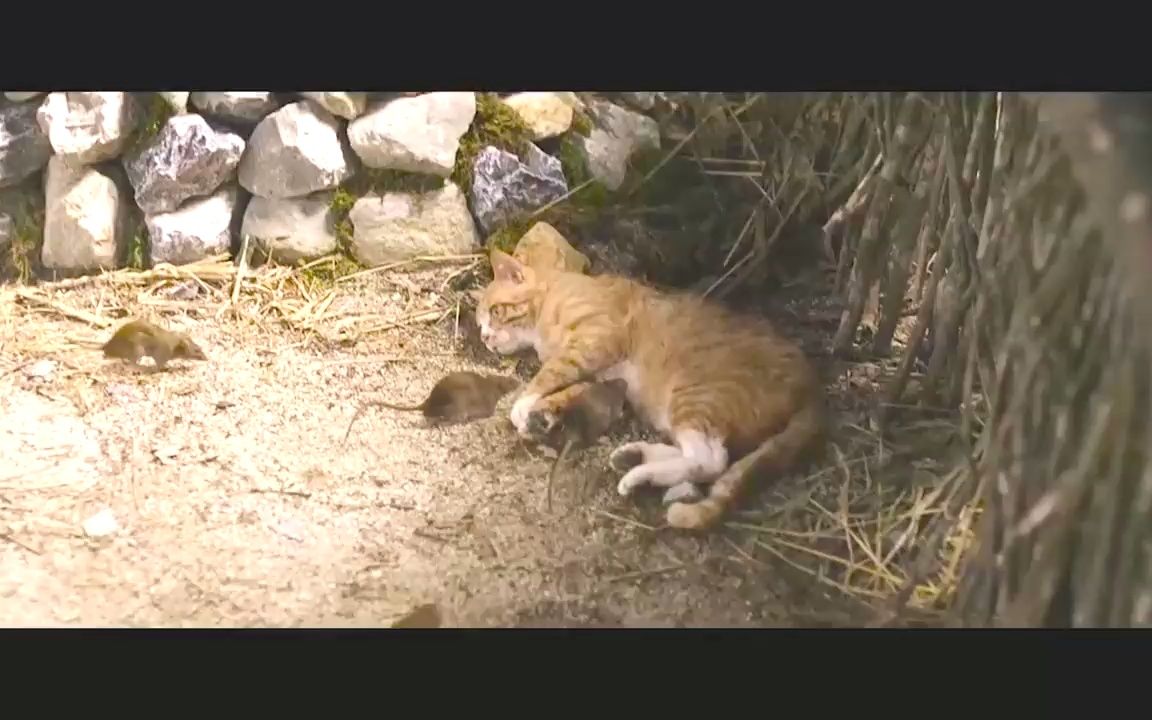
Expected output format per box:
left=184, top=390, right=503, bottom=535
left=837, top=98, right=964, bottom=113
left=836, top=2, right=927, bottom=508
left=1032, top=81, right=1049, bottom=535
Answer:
left=124, top=93, right=175, bottom=157
left=126, top=226, right=149, bottom=270
left=2, top=192, right=45, bottom=284
left=570, top=105, right=594, bottom=137
left=557, top=134, right=611, bottom=210
left=484, top=220, right=532, bottom=256
left=299, top=254, right=362, bottom=284
left=450, top=92, right=536, bottom=195
left=329, top=167, right=447, bottom=249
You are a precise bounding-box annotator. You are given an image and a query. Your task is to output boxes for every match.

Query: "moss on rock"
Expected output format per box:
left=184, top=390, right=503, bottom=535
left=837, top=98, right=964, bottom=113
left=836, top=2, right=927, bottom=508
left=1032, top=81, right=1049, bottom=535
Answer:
left=484, top=220, right=532, bottom=256
left=125, top=223, right=149, bottom=270
left=124, top=93, right=175, bottom=157
left=1, top=189, right=45, bottom=283
left=555, top=132, right=611, bottom=210
left=570, top=105, right=594, bottom=137
left=328, top=167, right=447, bottom=250
left=450, top=92, right=536, bottom=195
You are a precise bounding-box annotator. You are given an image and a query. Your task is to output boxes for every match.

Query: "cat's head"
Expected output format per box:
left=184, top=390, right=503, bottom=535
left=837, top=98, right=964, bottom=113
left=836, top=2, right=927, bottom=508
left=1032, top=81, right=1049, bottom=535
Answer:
left=470, top=249, right=543, bottom=355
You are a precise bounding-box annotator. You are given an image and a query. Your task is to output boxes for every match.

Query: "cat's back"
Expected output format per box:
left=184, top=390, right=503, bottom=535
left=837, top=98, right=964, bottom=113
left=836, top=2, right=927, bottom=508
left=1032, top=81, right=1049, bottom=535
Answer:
left=539, top=268, right=651, bottom=323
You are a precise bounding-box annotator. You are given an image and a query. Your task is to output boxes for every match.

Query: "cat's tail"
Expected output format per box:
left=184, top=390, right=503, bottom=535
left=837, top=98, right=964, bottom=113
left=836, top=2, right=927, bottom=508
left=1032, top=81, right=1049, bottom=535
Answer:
left=666, top=394, right=825, bottom=531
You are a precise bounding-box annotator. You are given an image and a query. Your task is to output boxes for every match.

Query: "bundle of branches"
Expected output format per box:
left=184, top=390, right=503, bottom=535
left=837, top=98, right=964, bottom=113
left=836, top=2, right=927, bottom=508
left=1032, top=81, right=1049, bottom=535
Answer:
left=948, top=94, right=1152, bottom=627
left=659, top=91, right=1152, bottom=626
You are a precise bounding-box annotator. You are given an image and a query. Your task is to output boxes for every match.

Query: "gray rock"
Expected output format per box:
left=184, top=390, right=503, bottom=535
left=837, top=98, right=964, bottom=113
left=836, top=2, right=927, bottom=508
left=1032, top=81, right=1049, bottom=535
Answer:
left=145, top=183, right=240, bottom=266
left=300, top=92, right=367, bottom=120
left=238, top=101, right=358, bottom=200
left=618, top=92, right=657, bottom=111
left=123, top=113, right=245, bottom=215
left=42, top=156, right=130, bottom=273
left=469, top=144, right=568, bottom=235
left=0, top=102, right=52, bottom=188
left=190, top=92, right=280, bottom=124
left=501, top=92, right=578, bottom=140
left=574, top=99, right=661, bottom=191
left=241, top=191, right=338, bottom=264
left=158, top=92, right=190, bottom=114
left=348, top=181, right=479, bottom=266
left=4, top=92, right=45, bottom=103
left=36, top=92, right=140, bottom=166
left=347, top=92, right=476, bottom=176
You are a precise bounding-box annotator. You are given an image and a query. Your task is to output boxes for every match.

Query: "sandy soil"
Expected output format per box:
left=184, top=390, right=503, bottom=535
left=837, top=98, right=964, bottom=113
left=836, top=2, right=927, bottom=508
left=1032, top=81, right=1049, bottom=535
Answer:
left=0, top=263, right=914, bottom=628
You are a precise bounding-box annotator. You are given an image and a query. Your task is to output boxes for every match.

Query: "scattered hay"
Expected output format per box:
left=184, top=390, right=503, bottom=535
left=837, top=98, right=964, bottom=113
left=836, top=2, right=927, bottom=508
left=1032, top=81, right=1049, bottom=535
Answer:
left=0, top=251, right=481, bottom=356
left=714, top=410, right=977, bottom=622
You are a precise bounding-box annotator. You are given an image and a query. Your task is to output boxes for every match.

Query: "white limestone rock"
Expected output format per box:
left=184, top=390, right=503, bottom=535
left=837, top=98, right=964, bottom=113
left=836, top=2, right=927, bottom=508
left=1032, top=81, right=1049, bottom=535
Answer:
left=501, top=92, right=578, bottom=140
left=145, top=183, right=241, bottom=266
left=348, top=181, right=479, bottom=266
left=36, top=92, right=140, bottom=166
left=0, top=102, right=52, bottom=187
left=82, top=508, right=119, bottom=538
left=41, top=156, right=130, bottom=273
left=158, top=92, right=191, bottom=114
left=241, top=191, right=338, bottom=264
left=238, top=101, right=358, bottom=200
left=190, top=92, right=280, bottom=125
left=123, top=113, right=245, bottom=214
left=573, top=99, right=661, bottom=191
left=300, top=92, right=367, bottom=120
left=346, top=92, right=476, bottom=177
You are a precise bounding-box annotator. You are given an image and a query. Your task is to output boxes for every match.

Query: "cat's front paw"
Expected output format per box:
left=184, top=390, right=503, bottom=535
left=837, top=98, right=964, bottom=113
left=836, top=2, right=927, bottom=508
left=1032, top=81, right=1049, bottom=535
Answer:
left=510, top=392, right=542, bottom=435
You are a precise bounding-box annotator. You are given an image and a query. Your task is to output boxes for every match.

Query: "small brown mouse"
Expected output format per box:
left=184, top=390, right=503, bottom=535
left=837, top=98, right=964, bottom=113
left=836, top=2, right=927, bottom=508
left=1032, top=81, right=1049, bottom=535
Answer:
left=527, top=378, right=630, bottom=512
left=390, top=602, right=442, bottom=629
left=101, top=319, right=207, bottom=370
left=342, top=370, right=521, bottom=444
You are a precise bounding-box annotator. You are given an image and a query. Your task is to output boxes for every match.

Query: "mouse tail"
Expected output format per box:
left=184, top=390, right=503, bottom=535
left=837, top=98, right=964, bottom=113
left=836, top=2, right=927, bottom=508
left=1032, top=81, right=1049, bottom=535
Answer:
left=370, top=401, right=425, bottom=412
left=546, top=439, right=574, bottom=513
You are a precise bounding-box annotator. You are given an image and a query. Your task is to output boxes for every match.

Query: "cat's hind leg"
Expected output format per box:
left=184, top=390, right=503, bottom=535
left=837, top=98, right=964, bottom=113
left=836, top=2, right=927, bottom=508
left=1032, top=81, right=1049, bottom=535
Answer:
left=610, top=441, right=705, bottom=506
left=609, top=441, right=681, bottom=472
left=661, top=482, right=704, bottom=505
left=616, top=429, right=727, bottom=497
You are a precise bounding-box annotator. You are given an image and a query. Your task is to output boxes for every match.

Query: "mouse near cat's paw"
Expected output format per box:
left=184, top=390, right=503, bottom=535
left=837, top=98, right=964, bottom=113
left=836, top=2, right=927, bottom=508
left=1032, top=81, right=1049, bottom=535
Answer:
left=510, top=392, right=542, bottom=435
left=524, top=408, right=560, bottom=440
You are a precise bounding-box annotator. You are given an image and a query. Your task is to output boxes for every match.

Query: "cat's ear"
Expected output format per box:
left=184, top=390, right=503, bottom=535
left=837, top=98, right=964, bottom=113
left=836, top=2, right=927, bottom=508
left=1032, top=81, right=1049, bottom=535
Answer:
left=490, top=249, right=529, bottom=284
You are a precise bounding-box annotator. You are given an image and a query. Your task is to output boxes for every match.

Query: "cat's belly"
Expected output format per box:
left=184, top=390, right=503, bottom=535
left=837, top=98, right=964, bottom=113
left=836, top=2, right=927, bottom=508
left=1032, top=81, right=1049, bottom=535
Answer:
left=599, top=360, right=672, bottom=434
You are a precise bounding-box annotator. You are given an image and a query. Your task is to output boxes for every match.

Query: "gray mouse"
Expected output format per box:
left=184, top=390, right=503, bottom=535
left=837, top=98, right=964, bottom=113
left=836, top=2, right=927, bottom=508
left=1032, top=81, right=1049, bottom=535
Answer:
left=343, top=371, right=521, bottom=444
left=526, top=378, right=630, bottom=512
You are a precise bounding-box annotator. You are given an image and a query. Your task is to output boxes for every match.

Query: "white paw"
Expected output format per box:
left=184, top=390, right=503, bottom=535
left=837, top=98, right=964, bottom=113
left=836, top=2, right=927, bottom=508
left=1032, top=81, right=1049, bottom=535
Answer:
left=509, top=393, right=541, bottom=434
left=609, top=442, right=647, bottom=472
left=616, top=466, right=649, bottom=496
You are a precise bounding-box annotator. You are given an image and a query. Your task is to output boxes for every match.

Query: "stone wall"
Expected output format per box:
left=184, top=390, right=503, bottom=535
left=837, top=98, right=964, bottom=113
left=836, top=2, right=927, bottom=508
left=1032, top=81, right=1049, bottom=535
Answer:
left=0, top=91, right=664, bottom=278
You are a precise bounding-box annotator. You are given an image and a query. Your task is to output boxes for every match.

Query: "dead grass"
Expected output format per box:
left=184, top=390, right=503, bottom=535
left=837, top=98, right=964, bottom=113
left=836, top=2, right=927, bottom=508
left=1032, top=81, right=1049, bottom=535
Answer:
left=0, top=250, right=971, bottom=627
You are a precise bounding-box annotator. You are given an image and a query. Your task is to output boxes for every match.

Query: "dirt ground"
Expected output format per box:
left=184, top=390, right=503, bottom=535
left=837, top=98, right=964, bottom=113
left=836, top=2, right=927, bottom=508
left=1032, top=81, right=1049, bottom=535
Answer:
left=0, top=260, right=951, bottom=628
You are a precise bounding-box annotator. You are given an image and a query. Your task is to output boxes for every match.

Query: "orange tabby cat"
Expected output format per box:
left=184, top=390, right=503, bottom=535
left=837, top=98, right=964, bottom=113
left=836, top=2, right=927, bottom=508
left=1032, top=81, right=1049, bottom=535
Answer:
left=473, top=249, right=826, bottom=530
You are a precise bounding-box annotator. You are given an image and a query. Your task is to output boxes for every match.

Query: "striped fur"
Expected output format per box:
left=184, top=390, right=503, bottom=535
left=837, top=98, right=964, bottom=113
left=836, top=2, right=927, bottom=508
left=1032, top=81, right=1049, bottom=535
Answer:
left=475, top=249, right=825, bottom=530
